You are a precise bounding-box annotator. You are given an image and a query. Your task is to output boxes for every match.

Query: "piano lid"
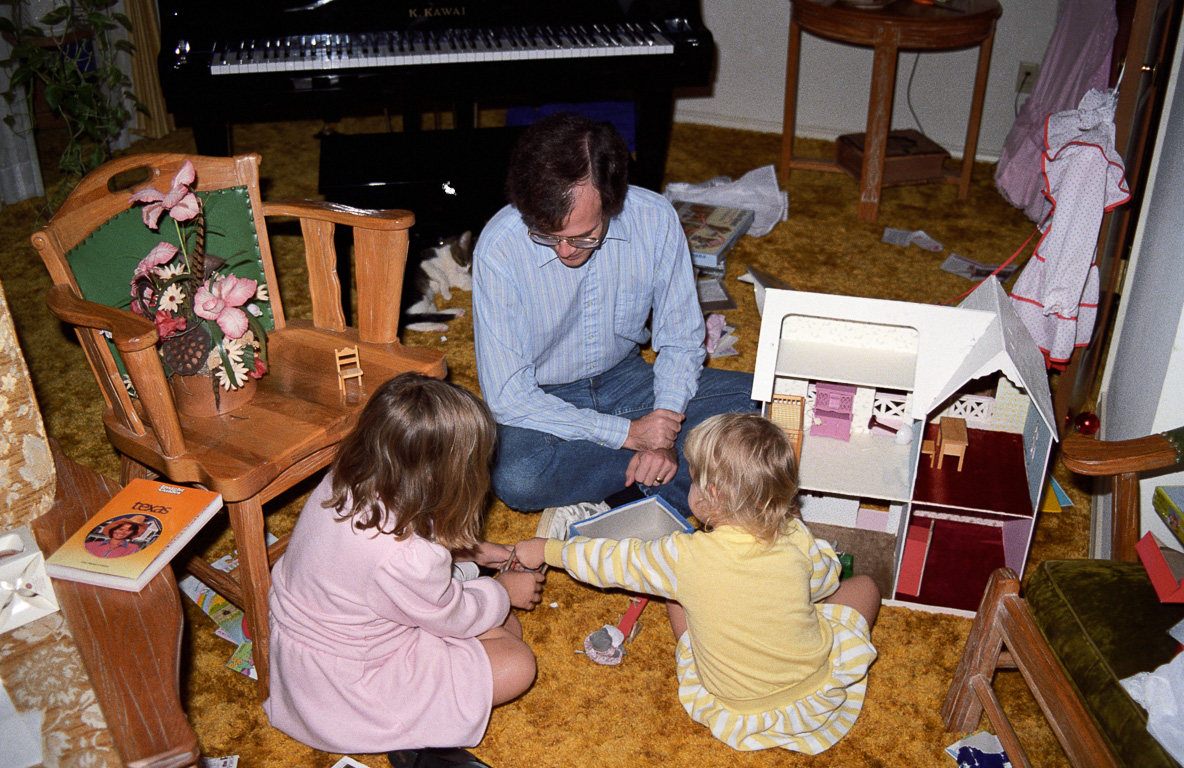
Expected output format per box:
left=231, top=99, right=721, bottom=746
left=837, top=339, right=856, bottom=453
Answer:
left=160, top=0, right=708, bottom=43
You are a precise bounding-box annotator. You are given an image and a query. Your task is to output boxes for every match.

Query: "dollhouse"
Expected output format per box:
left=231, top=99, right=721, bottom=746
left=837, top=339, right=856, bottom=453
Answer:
left=752, top=279, right=1057, bottom=615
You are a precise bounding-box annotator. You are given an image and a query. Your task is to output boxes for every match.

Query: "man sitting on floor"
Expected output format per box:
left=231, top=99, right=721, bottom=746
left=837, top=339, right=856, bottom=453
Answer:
left=472, top=111, right=755, bottom=520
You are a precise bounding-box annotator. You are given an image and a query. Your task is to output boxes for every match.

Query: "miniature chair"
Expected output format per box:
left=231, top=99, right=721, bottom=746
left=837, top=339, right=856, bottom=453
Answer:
left=943, top=427, right=1184, bottom=768
left=936, top=416, right=968, bottom=471
left=336, top=346, right=364, bottom=394
left=31, top=153, right=447, bottom=701
left=769, top=394, right=805, bottom=461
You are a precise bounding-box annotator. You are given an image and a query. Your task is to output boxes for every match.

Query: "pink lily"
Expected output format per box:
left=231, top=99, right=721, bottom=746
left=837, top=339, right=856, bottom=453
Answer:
left=133, top=242, right=179, bottom=279
left=128, top=160, right=200, bottom=229
left=193, top=275, right=258, bottom=339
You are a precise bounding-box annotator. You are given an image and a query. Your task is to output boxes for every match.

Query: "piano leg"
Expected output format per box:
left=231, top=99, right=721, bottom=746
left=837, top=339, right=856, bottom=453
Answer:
left=192, top=118, right=233, bottom=157
left=633, top=86, right=676, bottom=192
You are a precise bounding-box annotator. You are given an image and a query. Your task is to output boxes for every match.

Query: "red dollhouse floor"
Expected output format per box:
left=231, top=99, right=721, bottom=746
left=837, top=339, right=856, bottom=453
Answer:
left=897, top=425, right=1037, bottom=613
left=913, top=424, right=1033, bottom=518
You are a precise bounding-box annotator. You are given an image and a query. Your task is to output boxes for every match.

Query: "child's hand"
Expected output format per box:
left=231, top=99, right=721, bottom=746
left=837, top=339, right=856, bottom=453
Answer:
left=496, top=569, right=545, bottom=610
left=513, top=538, right=548, bottom=571
left=472, top=541, right=511, bottom=570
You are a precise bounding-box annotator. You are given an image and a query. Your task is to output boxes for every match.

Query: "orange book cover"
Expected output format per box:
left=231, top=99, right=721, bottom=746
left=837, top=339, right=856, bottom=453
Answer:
left=46, top=479, right=222, bottom=592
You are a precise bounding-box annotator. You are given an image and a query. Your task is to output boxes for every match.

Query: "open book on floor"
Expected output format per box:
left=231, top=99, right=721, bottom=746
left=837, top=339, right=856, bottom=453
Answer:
left=46, top=479, right=222, bottom=592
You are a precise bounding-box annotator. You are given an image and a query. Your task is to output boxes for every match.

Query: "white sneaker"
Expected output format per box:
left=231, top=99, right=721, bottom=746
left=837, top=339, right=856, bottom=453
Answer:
left=536, top=501, right=610, bottom=539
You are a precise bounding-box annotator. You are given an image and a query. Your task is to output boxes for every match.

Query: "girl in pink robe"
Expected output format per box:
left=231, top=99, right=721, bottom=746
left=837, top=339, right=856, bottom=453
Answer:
left=264, top=373, right=544, bottom=762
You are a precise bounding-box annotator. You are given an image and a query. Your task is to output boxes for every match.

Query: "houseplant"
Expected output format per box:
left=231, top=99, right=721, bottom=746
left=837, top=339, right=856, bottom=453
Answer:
left=0, top=0, right=140, bottom=212
left=128, top=159, right=270, bottom=415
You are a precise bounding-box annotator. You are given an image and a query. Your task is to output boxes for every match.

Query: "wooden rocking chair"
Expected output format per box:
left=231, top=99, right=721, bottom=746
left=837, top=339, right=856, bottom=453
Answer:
left=31, top=153, right=447, bottom=700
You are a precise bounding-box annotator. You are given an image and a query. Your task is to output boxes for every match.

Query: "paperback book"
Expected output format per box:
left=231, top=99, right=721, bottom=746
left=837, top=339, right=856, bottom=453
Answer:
left=673, top=200, right=755, bottom=271
left=46, top=479, right=222, bottom=592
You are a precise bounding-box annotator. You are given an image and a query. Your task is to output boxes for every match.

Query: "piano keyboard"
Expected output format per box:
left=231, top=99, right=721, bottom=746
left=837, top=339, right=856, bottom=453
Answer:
left=205, top=23, right=674, bottom=75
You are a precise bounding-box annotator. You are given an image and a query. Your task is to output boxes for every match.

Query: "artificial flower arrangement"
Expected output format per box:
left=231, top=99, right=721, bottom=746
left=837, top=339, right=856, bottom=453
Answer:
left=127, top=161, right=269, bottom=393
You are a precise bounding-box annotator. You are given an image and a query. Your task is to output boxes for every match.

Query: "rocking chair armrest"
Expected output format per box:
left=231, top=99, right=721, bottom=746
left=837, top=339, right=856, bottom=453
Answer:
left=46, top=284, right=159, bottom=353
left=1061, top=429, right=1183, bottom=477
left=46, top=285, right=186, bottom=457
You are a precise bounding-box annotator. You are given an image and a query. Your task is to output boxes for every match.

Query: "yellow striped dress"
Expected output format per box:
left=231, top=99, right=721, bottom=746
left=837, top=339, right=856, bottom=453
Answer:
left=544, top=519, right=877, bottom=753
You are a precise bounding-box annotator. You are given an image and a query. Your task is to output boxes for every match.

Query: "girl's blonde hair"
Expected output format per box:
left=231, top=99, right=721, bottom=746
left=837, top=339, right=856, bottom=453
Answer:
left=684, top=412, right=800, bottom=543
left=326, top=373, right=496, bottom=550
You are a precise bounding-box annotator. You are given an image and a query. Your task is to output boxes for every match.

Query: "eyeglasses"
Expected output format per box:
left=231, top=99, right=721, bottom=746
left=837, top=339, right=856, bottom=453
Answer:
left=528, top=230, right=608, bottom=250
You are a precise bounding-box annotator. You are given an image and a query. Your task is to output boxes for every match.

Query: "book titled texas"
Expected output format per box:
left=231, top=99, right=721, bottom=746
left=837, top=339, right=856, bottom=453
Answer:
left=46, top=479, right=222, bottom=592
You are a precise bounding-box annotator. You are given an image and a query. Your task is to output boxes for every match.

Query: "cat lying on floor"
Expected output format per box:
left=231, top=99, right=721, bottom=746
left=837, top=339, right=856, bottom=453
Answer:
left=403, top=231, right=473, bottom=333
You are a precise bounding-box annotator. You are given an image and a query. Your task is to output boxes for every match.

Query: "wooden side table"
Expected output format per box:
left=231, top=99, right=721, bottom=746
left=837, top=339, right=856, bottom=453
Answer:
left=781, top=0, right=1002, bottom=222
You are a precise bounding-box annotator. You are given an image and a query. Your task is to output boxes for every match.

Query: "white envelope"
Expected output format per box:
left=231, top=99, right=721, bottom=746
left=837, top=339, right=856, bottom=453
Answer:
left=0, top=527, right=60, bottom=634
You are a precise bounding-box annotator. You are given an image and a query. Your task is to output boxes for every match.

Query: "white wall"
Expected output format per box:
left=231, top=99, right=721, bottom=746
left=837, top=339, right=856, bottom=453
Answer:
left=674, top=0, right=1060, bottom=162
left=1095, top=31, right=1184, bottom=557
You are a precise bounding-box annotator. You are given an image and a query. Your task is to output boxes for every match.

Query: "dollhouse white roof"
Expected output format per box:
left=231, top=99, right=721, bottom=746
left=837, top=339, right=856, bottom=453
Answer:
left=752, top=278, right=1057, bottom=436
left=944, top=278, right=1057, bottom=437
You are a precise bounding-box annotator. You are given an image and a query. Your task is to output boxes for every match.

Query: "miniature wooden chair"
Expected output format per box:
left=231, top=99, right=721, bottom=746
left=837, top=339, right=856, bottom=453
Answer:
left=769, top=394, right=805, bottom=461
left=944, top=427, right=1184, bottom=768
left=335, top=346, right=363, bottom=393
left=936, top=416, right=968, bottom=471
left=31, top=153, right=447, bottom=700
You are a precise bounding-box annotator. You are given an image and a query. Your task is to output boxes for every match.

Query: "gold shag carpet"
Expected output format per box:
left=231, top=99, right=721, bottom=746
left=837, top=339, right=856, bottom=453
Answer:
left=0, top=118, right=1090, bottom=768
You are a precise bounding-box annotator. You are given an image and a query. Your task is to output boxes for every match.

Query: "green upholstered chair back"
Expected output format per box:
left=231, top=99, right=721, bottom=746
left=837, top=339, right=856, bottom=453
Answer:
left=64, top=186, right=276, bottom=384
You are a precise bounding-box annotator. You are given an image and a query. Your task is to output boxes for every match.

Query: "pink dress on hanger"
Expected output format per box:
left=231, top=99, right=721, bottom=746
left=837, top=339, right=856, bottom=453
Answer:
left=994, top=0, right=1117, bottom=222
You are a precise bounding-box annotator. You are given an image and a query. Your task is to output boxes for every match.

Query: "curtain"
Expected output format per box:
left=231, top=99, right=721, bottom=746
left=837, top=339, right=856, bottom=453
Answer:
left=0, top=34, right=45, bottom=207
left=126, top=0, right=174, bottom=139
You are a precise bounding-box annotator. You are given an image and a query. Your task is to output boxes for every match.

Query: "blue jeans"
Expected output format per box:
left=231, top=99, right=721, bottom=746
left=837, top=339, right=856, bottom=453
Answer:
left=492, top=354, right=756, bottom=518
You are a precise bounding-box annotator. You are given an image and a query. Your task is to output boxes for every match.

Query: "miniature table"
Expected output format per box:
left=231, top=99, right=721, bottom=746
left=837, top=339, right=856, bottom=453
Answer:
left=780, top=0, right=1002, bottom=222
left=936, top=416, right=968, bottom=471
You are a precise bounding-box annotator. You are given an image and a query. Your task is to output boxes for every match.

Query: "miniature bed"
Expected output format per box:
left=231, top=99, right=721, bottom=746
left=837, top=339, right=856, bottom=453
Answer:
left=753, top=278, right=1057, bottom=615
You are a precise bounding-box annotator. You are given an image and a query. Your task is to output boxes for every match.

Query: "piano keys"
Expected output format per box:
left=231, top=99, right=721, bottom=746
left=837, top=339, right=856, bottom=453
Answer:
left=206, top=23, right=679, bottom=75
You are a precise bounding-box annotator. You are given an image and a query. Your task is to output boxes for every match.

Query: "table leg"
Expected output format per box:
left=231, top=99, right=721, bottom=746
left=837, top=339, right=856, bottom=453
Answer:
left=859, top=36, right=899, bottom=223
left=959, top=29, right=996, bottom=200
left=781, top=17, right=803, bottom=180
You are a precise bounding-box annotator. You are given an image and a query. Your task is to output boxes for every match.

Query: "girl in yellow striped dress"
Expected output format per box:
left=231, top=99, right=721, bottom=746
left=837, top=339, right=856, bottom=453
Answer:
left=514, top=412, right=880, bottom=753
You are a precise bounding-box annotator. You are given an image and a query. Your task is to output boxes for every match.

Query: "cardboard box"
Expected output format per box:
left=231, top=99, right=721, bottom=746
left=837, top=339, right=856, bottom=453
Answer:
left=1135, top=532, right=1184, bottom=603
left=836, top=129, right=950, bottom=187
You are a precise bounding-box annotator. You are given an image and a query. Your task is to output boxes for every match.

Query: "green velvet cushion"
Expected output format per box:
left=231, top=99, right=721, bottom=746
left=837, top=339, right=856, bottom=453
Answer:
left=64, top=186, right=275, bottom=381
left=1028, top=559, right=1184, bottom=768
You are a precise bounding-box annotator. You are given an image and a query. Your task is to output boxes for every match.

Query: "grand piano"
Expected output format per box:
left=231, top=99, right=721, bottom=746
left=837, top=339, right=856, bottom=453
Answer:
left=157, top=0, right=716, bottom=191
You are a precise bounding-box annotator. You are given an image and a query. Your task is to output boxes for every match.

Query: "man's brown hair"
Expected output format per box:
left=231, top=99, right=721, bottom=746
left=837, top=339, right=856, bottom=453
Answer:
left=505, top=111, right=630, bottom=232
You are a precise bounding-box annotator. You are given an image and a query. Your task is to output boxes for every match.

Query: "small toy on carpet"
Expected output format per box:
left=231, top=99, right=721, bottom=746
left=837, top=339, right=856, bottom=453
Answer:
left=582, top=596, right=648, bottom=665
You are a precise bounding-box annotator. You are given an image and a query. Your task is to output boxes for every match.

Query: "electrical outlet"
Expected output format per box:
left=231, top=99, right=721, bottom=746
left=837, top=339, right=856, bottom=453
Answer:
left=1016, top=62, right=1039, bottom=94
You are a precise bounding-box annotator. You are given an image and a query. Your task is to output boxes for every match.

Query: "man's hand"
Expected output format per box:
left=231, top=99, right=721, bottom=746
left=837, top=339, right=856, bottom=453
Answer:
left=495, top=569, right=545, bottom=610
left=623, top=409, right=685, bottom=452
left=626, top=447, right=678, bottom=488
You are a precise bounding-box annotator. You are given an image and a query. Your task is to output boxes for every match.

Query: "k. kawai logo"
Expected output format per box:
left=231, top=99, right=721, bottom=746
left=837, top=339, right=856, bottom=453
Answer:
left=408, top=6, right=467, bottom=17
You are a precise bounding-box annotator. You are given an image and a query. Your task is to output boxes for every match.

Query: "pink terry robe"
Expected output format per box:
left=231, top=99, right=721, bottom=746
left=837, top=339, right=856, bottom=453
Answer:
left=263, top=475, right=510, bottom=753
